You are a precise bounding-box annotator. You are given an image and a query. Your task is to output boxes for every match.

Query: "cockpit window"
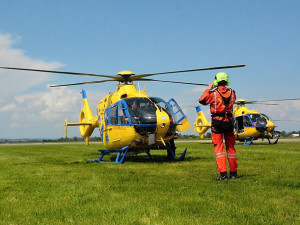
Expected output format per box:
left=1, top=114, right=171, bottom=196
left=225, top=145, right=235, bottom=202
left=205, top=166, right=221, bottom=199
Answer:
left=110, top=104, right=118, bottom=124
left=249, top=114, right=267, bottom=127
left=118, top=102, right=129, bottom=124
left=125, top=98, right=157, bottom=124
left=262, top=113, right=271, bottom=121
left=104, top=109, right=109, bottom=125
left=243, top=115, right=252, bottom=127
left=150, top=97, right=175, bottom=121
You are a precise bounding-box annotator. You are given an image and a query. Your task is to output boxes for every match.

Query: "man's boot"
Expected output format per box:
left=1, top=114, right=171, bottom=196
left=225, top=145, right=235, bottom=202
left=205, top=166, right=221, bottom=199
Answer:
left=229, top=171, right=239, bottom=179
left=216, top=171, right=228, bottom=181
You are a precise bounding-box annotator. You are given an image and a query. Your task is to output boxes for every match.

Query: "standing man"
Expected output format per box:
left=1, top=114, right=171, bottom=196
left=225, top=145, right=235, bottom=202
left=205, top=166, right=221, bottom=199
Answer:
left=199, top=72, right=238, bottom=181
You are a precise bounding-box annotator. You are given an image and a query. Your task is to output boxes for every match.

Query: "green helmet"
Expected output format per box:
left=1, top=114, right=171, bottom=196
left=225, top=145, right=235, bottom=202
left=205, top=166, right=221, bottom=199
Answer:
left=213, top=72, right=230, bottom=86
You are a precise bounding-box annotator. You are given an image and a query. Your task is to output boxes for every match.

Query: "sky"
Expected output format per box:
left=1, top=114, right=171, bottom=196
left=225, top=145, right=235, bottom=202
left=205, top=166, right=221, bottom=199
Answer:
left=0, top=0, right=300, bottom=139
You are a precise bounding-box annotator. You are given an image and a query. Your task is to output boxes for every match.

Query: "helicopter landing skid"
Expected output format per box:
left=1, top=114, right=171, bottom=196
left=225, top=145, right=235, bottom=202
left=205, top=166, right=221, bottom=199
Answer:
left=87, top=145, right=187, bottom=163
left=87, top=146, right=129, bottom=164
left=243, top=137, right=254, bottom=146
left=166, top=146, right=187, bottom=161
left=267, top=137, right=279, bottom=145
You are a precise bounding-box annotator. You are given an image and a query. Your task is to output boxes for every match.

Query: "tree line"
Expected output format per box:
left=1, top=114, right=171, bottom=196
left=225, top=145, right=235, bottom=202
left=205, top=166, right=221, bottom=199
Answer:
left=1, top=131, right=299, bottom=143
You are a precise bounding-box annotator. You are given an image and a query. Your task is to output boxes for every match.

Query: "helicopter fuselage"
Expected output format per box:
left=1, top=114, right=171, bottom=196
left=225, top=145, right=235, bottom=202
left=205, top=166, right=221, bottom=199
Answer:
left=72, top=84, right=190, bottom=150
left=233, top=105, right=275, bottom=139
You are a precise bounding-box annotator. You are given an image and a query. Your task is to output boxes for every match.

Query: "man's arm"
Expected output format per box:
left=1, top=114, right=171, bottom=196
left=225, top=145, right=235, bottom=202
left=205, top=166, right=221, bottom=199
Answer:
left=199, top=82, right=214, bottom=105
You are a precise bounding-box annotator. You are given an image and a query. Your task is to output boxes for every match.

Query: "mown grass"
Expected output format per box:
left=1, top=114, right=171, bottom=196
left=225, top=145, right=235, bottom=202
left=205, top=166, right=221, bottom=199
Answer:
left=0, top=141, right=299, bottom=224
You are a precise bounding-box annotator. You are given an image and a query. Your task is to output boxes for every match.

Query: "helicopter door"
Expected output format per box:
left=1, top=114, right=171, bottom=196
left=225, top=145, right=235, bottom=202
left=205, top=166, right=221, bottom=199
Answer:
left=234, top=116, right=244, bottom=133
left=168, top=98, right=191, bottom=132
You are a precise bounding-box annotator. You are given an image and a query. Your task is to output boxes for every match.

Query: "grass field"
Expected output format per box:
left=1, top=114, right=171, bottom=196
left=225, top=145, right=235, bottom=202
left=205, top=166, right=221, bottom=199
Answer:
left=0, top=141, right=299, bottom=225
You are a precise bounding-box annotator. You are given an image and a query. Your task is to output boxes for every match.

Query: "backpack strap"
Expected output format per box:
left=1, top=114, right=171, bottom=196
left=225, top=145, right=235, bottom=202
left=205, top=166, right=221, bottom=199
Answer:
left=215, top=88, right=232, bottom=107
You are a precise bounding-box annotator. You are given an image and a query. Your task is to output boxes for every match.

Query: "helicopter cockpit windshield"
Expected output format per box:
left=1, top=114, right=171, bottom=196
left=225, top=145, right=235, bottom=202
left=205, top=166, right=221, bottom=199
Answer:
left=125, top=97, right=157, bottom=124
left=249, top=114, right=267, bottom=127
left=262, top=113, right=272, bottom=121
left=150, top=97, right=175, bottom=123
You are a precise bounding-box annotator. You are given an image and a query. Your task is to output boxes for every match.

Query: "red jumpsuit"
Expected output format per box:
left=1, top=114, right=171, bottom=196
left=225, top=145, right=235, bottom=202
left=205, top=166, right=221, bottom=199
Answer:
left=199, top=86, right=238, bottom=174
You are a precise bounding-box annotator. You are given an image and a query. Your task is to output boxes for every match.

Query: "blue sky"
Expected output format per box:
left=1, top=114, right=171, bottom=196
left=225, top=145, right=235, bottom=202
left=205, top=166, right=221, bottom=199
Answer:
left=0, top=1, right=300, bottom=138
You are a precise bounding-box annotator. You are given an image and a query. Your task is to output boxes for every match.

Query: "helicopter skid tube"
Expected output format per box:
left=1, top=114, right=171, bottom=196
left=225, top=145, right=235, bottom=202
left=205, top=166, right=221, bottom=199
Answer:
left=87, top=146, right=129, bottom=164
left=267, top=131, right=280, bottom=144
left=86, top=145, right=187, bottom=163
left=267, top=137, right=280, bottom=145
left=243, top=137, right=254, bottom=146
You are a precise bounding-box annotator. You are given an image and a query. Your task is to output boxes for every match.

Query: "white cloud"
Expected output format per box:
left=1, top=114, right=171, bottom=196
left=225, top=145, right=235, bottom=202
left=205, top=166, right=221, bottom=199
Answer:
left=1, top=84, right=106, bottom=138
left=0, top=32, right=109, bottom=138
left=0, top=33, right=64, bottom=98
left=13, top=87, right=81, bottom=121
left=10, top=123, right=22, bottom=128
left=0, top=103, right=17, bottom=113
left=187, top=86, right=207, bottom=93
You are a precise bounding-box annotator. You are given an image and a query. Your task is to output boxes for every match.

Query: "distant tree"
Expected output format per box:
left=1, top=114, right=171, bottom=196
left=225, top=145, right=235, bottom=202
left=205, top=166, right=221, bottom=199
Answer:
left=278, top=131, right=300, bottom=137
left=205, top=132, right=211, bottom=138
left=280, top=131, right=287, bottom=137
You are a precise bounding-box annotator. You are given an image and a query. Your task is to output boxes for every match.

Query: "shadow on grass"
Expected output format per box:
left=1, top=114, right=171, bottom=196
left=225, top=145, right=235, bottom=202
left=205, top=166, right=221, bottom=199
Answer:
left=122, top=155, right=203, bottom=163
left=235, top=142, right=277, bottom=146
left=67, top=150, right=205, bottom=164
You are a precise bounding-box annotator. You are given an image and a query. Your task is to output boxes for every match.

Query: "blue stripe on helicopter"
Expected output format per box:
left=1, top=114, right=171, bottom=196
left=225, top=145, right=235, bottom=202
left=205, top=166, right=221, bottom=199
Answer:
left=177, top=116, right=186, bottom=123
left=81, top=89, right=87, bottom=99
left=196, top=106, right=202, bottom=112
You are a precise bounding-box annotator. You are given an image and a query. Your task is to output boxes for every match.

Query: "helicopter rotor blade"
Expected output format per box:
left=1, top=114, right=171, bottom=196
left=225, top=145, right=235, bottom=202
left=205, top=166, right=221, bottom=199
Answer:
left=235, top=98, right=300, bottom=105
left=130, top=65, right=246, bottom=81
left=1, top=65, right=246, bottom=87
left=49, top=79, right=116, bottom=87
left=252, top=103, right=279, bottom=105
left=255, top=98, right=300, bottom=102
left=137, top=78, right=208, bottom=86
left=274, top=119, right=300, bottom=122
left=235, top=101, right=279, bottom=105
left=0, top=67, right=118, bottom=79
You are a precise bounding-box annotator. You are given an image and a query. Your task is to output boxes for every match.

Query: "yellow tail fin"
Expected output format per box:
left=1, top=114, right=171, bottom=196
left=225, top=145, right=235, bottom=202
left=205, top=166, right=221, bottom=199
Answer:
left=194, top=106, right=211, bottom=138
left=65, top=90, right=99, bottom=145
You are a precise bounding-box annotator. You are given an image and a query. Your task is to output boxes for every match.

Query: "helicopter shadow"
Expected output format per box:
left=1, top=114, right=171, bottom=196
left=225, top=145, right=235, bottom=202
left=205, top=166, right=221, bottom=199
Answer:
left=122, top=155, right=201, bottom=163
left=81, top=150, right=201, bottom=164
left=236, top=142, right=278, bottom=146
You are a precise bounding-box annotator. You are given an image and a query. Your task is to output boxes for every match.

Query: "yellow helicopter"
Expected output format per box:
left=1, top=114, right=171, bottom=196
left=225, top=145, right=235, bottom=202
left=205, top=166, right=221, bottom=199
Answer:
left=1, top=65, right=245, bottom=162
left=194, top=98, right=300, bottom=145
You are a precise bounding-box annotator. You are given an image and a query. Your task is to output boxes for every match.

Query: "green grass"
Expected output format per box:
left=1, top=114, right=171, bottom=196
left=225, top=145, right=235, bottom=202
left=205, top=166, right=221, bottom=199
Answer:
left=0, top=142, right=299, bottom=225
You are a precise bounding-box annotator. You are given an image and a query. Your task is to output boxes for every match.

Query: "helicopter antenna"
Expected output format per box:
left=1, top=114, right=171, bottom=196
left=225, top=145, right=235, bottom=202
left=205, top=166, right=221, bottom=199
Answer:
left=137, top=81, right=141, bottom=96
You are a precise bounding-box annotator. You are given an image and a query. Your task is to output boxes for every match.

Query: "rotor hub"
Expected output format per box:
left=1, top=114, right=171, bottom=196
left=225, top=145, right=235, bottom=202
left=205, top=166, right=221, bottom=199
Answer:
left=117, top=71, right=135, bottom=84
left=236, top=99, right=246, bottom=106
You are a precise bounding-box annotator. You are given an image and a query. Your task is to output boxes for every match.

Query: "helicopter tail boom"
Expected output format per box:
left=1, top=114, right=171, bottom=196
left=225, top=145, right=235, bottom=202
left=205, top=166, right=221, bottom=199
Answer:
left=64, top=90, right=99, bottom=145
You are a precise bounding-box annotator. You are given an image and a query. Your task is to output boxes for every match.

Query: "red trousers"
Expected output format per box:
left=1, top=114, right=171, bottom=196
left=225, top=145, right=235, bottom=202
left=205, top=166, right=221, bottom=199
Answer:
left=211, top=132, right=238, bottom=173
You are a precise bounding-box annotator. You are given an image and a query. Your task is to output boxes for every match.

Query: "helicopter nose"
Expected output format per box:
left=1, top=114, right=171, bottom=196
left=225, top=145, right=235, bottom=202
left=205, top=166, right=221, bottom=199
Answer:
left=155, top=110, right=170, bottom=141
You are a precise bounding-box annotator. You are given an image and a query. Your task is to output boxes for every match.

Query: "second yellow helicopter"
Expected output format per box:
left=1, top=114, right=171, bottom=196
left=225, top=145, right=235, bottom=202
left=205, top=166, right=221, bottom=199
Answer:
left=194, top=98, right=300, bottom=145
